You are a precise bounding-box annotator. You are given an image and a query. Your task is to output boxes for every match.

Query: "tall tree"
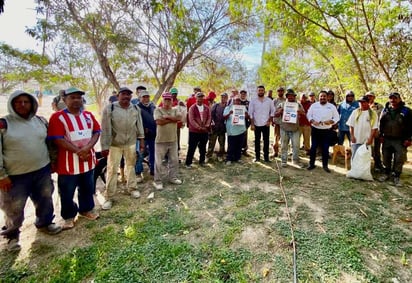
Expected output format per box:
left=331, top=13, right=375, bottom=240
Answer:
left=257, top=0, right=412, bottom=98
left=42, top=0, right=253, bottom=102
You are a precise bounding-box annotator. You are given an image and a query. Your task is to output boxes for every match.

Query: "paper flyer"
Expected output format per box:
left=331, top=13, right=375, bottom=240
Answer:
left=232, top=105, right=246, bottom=125
left=282, top=102, right=298, bottom=123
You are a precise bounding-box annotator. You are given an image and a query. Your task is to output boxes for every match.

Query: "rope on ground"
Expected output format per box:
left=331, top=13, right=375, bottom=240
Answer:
left=273, top=158, right=298, bottom=283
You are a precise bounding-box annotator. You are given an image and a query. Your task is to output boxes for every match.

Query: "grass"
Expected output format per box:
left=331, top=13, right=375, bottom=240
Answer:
left=1, top=153, right=411, bottom=282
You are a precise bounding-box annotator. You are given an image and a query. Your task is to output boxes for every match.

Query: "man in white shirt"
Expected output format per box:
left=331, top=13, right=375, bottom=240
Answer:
left=249, top=85, right=275, bottom=162
left=346, top=95, right=378, bottom=157
left=306, top=91, right=340, bottom=172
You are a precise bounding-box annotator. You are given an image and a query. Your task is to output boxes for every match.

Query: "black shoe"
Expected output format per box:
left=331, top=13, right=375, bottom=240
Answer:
left=307, top=165, right=315, bottom=170
left=253, top=158, right=261, bottom=163
left=323, top=167, right=331, bottom=173
left=264, top=159, right=271, bottom=163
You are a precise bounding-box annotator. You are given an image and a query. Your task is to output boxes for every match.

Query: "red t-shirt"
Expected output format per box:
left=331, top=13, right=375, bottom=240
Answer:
left=48, top=110, right=101, bottom=175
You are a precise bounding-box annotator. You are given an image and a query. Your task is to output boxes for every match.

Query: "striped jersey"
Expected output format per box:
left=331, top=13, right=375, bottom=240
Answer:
left=48, top=109, right=101, bottom=175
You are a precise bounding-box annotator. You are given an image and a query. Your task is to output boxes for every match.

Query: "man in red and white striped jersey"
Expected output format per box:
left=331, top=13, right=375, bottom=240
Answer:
left=48, top=87, right=101, bottom=230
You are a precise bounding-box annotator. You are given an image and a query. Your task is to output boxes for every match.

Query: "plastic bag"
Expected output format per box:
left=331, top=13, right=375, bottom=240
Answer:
left=346, top=144, right=373, bottom=181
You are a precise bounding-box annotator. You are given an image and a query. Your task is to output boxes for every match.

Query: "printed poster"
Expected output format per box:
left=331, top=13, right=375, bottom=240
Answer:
left=232, top=105, right=246, bottom=125
left=282, top=102, right=298, bottom=124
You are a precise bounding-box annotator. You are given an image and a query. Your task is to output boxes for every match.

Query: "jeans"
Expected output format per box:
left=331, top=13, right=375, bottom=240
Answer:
left=254, top=125, right=270, bottom=161
left=338, top=130, right=351, bottom=146
left=0, top=165, right=55, bottom=239
left=185, top=132, right=208, bottom=166
left=135, top=139, right=155, bottom=174
left=309, top=127, right=331, bottom=168
left=280, top=129, right=300, bottom=163
left=58, top=170, right=95, bottom=220
left=226, top=133, right=245, bottom=162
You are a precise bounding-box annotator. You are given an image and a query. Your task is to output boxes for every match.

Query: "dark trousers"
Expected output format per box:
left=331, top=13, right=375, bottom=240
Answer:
left=309, top=127, right=331, bottom=168
left=58, top=170, right=95, bottom=220
left=372, top=137, right=383, bottom=169
left=185, top=132, right=209, bottom=166
left=338, top=130, right=350, bottom=146
left=242, top=129, right=249, bottom=153
left=254, top=125, right=270, bottom=161
left=0, top=165, right=55, bottom=239
left=382, top=138, right=407, bottom=176
left=227, top=133, right=245, bottom=162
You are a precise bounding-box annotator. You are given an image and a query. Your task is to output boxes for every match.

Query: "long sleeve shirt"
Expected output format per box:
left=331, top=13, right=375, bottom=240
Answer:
left=307, top=102, right=340, bottom=129
left=100, top=102, right=144, bottom=150
left=249, top=96, right=275, bottom=127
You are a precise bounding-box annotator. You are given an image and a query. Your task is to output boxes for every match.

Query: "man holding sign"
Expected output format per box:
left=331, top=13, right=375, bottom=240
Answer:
left=274, top=89, right=306, bottom=168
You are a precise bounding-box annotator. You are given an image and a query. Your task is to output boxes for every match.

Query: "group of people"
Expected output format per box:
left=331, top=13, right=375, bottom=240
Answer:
left=1, top=84, right=411, bottom=252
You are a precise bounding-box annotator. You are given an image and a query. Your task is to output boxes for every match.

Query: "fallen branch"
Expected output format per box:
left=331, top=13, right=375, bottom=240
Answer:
left=359, top=208, right=368, bottom=218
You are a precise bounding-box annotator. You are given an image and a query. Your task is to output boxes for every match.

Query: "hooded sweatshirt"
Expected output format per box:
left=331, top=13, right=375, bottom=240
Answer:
left=0, top=90, right=50, bottom=178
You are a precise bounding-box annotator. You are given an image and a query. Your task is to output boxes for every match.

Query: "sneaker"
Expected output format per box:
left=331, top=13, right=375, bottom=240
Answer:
left=281, top=162, right=287, bottom=168
left=136, top=174, right=144, bottom=183
left=379, top=175, right=390, bottom=182
left=169, top=178, right=182, bottom=185
left=185, top=164, right=192, bottom=169
left=225, top=161, right=232, bottom=165
left=63, top=218, right=75, bottom=230
left=79, top=211, right=100, bottom=220
left=153, top=181, right=163, bottom=190
left=130, top=190, right=141, bottom=199
left=102, top=200, right=113, bottom=210
left=236, top=159, right=245, bottom=164
left=7, top=239, right=21, bottom=252
left=394, top=177, right=402, bottom=187
left=40, top=223, right=62, bottom=235
left=217, top=157, right=223, bottom=162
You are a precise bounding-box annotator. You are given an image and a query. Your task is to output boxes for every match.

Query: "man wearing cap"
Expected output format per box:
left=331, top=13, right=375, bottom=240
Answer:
left=161, top=87, right=186, bottom=157
left=135, top=90, right=156, bottom=178
left=100, top=87, right=145, bottom=210
left=1, top=90, right=62, bottom=251
left=223, top=95, right=248, bottom=164
left=337, top=90, right=359, bottom=146
left=272, top=87, right=286, bottom=157
left=299, top=93, right=312, bottom=154
left=48, top=87, right=101, bottom=229
left=239, top=90, right=251, bottom=155
left=366, top=91, right=384, bottom=172
left=131, top=85, right=147, bottom=105
left=206, top=91, right=217, bottom=107
left=52, top=89, right=67, bottom=111
left=185, top=92, right=211, bottom=167
left=307, top=90, right=340, bottom=173
left=207, top=92, right=228, bottom=162
left=249, top=85, right=275, bottom=162
left=186, top=86, right=200, bottom=111
left=153, top=92, right=183, bottom=190
left=274, top=89, right=306, bottom=167
left=308, top=91, right=316, bottom=104
left=378, top=92, right=412, bottom=186
left=346, top=95, right=378, bottom=157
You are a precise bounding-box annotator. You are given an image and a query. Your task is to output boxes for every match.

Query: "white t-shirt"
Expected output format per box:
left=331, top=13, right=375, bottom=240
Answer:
left=346, top=109, right=378, bottom=144
left=196, top=104, right=205, bottom=121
